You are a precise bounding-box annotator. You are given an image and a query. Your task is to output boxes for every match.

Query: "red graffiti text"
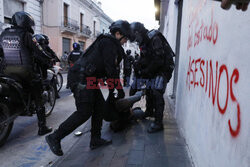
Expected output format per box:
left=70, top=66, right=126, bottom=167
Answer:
left=187, top=10, right=218, bottom=51
left=186, top=56, right=241, bottom=137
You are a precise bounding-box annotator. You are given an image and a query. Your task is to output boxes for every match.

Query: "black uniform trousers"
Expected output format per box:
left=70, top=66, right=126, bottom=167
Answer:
left=123, top=69, right=132, bottom=86
left=130, top=75, right=167, bottom=124
left=54, top=88, right=105, bottom=140
left=17, top=69, right=46, bottom=127
left=25, top=79, right=46, bottom=127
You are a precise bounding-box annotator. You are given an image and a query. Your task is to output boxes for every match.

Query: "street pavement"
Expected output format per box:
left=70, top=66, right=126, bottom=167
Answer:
left=0, top=74, right=89, bottom=167
left=0, top=74, right=193, bottom=167
left=51, top=90, right=193, bottom=167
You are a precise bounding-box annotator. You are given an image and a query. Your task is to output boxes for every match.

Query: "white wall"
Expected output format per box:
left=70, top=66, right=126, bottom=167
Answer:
left=0, top=0, right=3, bottom=22
left=25, top=0, right=42, bottom=34
left=0, top=0, right=42, bottom=33
left=162, top=0, right=179, bottom=97
left=99, top=17, right=111, bottom=34
left=165, top=0, right=250, bottom=166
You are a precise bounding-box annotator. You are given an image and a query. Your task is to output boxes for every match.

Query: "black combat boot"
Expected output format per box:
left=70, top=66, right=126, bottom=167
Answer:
left=143, top=109, right=154, bottom=118
left=45, top=132, right=63, bottom=156
left=147, top=122, right=163, bottom=133
left=90, top=137, right=112, bottom=150
left=37, top=107, right=52, bottom=136
left=38, top=125, right=52, bottom=136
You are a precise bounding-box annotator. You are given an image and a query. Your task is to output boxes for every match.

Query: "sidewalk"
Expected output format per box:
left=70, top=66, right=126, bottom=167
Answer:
left=51, top=95, right=193, bottom=167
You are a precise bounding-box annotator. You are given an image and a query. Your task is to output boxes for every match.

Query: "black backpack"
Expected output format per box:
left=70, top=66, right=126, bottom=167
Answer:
left=67, top=34, right=119, bottom=91
left=148, top=30, right=175, bottom=81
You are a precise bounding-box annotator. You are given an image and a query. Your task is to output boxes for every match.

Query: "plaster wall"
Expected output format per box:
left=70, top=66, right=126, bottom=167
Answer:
left=166, top=0, right=250, bottom=166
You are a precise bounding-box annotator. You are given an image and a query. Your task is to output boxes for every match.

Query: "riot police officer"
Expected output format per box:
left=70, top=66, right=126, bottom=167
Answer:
left=0, top=11, right=52, bottom=135
left=32, top=34, right=51, bottom=78
left=123, top=49, right=134, bottom=87
left=45, top=20, right=131, bottom=156
left=130, top=22, right=175, bottom=133
left=67, top=42, right=83, bottom=67
left=41, top=34, right=60, bottom=65
left=33, top=34, right=60, bottom=98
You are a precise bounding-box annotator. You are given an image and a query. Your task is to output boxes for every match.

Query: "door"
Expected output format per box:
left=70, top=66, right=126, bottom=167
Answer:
left=79, top=41, right=85, bottom=51
left=62, top=37, right=71, bottom=54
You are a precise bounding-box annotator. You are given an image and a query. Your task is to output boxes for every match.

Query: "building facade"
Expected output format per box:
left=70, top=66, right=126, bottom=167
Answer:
left=0, top=0, right=43, bottom=34
left=156, top=0, right=250, bottom=167
left=42, top=0, right=113, bottom=58
left=0, top=0, right=113, bottom=59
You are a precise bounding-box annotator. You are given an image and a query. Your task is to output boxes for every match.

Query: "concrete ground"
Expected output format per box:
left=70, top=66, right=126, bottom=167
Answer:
left=51, top=92, right=193, bottom=167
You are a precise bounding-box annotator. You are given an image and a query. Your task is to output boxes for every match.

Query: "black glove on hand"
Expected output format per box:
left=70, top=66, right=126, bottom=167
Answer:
left=117, top=89, right=125, bottom=99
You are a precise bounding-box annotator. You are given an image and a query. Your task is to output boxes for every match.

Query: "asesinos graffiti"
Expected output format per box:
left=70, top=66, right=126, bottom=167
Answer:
left=186, top=57, right=241, bottom=138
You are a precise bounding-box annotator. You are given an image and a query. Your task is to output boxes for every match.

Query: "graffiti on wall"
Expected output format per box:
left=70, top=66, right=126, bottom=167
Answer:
left=186, top=2, right=241, bottom=137
left=186, top=57, right=241, bottom=137
left=187, top=10, right=218, bottom=50
left=187, top=0, right=219, bottom=51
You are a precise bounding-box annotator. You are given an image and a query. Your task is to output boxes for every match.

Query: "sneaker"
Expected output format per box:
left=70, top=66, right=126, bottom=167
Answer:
left=45, top=134, right=63, bottom=156
left=147, top=122, right=163, bottom=133
left=38, top=126, right=52, bottom=136
left=90, top=138, right=112, bottom=150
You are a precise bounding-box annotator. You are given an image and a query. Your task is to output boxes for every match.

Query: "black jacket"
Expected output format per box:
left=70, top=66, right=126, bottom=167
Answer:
left=134, top=30, right=174, bottom=82
left=68, top=49, right=83, bottom=64
left=67, top=34, right=124, bottom=90
left=43, top=45, right=60, bottom=63
left=123, top=55, right=134, bottom=75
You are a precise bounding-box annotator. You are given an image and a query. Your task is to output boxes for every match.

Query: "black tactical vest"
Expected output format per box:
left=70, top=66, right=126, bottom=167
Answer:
left=0, top=28, right=34, bottom=80
left=147, top=29, right=175, bottom=80
left=69, top=50, right=82, bottom=63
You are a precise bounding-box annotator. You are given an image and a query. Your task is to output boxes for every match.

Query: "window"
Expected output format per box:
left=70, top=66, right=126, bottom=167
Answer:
left=62, top=37, right=71, bottom=54
left=3, top=0, right=24, bottom=24
left=63, top=3, right=69, bottom=26
left=102, top=29, right=105, bottom=33
left=80, top=13, right=84, bottom=32
left=79, top=41, right=85, bottom=50
left=93, top=21, right=96, bottom=36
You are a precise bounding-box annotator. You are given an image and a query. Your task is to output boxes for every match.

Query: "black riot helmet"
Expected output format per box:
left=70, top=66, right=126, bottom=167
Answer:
left=11, top=11, right=35, bottom=34
left=33, top=34, right=46, bottom=45
left=41, top=34, right=49, bottom=45
left=109, top=20, right=131, bottom=40
left=73, top=42, right=80, bottom=50
left=126, top=50, right=131, bottom=55
left=130, top=22, right=148, bottom=45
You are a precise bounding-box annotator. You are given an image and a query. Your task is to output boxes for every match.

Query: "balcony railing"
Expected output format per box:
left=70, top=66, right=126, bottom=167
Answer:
left=61, top=16, right=79, bottom=33
left=79, top=24, right=92, bottom=37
